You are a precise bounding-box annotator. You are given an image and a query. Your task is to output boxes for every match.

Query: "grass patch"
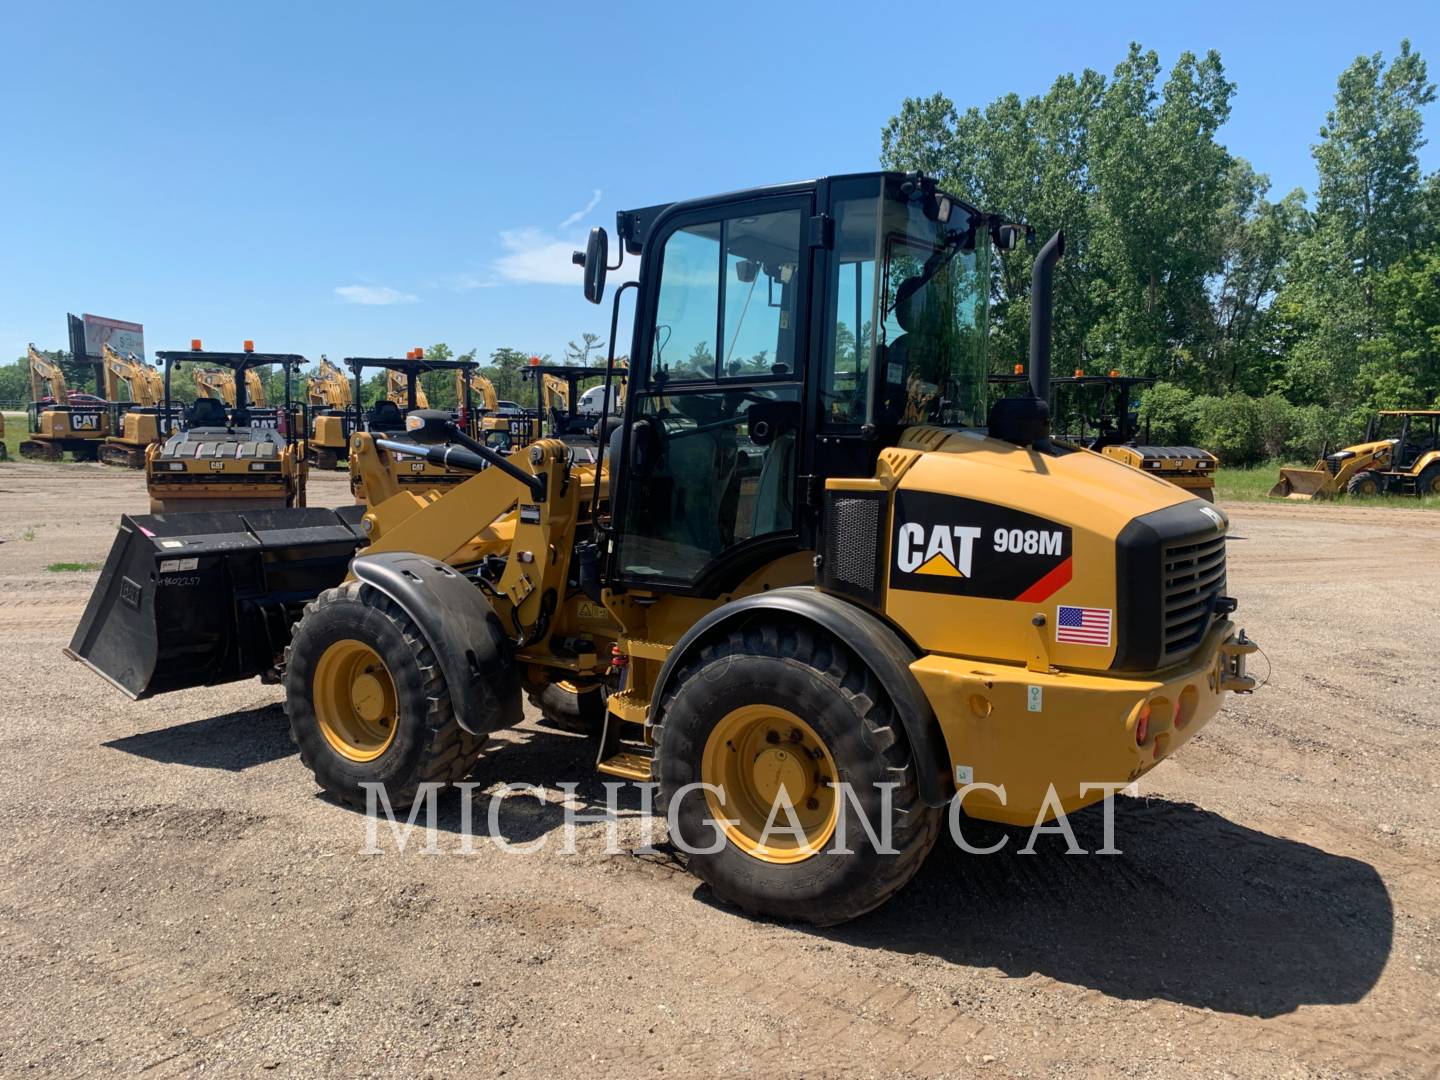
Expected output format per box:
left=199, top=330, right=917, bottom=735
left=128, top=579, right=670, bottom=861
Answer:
left=45, top=562, right=101, bottom=573
left=1, top=413, right=24, bottom=463
left=1216, top=459, right=1440, bottom=509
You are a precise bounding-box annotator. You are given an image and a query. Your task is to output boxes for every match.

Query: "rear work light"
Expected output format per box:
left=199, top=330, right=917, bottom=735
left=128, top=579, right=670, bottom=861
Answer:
left=1135, top=704, right=1150, bottom=745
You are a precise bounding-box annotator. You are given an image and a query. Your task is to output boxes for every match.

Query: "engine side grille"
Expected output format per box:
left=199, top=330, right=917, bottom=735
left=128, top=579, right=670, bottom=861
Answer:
left=819, top=490, right=887, bottom=608
left=1161, top=533, right=1226, bottom=660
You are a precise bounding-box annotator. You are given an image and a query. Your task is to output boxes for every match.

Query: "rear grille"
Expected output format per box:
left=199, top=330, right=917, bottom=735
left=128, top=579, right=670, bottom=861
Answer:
left=1325, top=457, right=1343, bottom=475
left=1161, top=533, right=1226, bottom=660
left=819, top=490, right=887, bottom=607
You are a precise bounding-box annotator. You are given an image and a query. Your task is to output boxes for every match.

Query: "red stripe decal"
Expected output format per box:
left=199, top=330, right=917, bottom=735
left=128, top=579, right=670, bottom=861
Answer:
left=1014, top=556, right=1073, bottom=603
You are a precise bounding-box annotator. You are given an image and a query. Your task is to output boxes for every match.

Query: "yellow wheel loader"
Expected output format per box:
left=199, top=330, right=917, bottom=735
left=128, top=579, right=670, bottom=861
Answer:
left=69, top=172, right=1258, bottom=926
left=144, top=340, right=308, bottom=512
left=305, top=356, right=355, bottom=470
left=345, top=351, right=485, bottom=504
left=1270, top=410, right=1440, bottom=499
left=99, top=345, right=174, bottom=468
left=19, top=343, right=112, bottom=461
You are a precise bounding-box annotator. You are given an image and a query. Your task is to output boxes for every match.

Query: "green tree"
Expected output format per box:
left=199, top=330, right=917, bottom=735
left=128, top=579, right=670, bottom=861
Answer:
left=564, top=333, right=606, bottom=365
left=0, top=359, right=29, bottom=404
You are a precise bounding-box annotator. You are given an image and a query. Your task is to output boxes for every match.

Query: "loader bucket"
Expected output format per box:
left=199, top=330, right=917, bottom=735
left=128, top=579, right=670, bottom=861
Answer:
left=1268, top=467, right=1333, bottom=500
left=66, top=506, right=367, bottom=699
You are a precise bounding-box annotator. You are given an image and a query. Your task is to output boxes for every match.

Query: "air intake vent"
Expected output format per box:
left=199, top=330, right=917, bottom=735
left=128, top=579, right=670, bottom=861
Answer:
left=1161, top=533, right=1226, bottom=660
left=819, top=490, right=887, bottom=607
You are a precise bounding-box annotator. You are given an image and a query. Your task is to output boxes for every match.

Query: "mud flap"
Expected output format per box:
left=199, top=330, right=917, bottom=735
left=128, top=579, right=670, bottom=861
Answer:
left=349, top=551, right=523, bottom=736
left=66, top=507, right=367, bottom=698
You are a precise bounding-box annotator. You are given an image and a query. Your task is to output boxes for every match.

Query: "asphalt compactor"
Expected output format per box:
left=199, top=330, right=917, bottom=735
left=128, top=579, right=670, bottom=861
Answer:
left=70, top=172, right=1257, bottom=925
left=145, top=342, right=307, bottom=512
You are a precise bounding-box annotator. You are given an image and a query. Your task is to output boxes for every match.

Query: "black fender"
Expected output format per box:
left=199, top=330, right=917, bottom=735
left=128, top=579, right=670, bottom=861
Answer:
left=350, top=551, right=522, bottom=736
left=651, top=586, right=954, bottom=807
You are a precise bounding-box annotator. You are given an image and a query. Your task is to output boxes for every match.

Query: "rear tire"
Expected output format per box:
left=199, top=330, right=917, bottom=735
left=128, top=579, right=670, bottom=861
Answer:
left=653, top=624, right=942, bottom=926
left=284, top=580, right=485, bottom=809
left=1347, top=470, right=1382, bottom=497
left=1416, top=464, right=1440, bottom=498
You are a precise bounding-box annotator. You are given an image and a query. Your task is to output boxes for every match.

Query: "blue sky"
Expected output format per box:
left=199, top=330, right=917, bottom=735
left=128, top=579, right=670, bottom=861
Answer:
left=4, top=0, right=1436, bottom=374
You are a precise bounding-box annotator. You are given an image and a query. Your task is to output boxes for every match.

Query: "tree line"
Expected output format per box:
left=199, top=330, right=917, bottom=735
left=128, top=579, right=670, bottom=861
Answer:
left=881, top=40, right=1438, bottom=463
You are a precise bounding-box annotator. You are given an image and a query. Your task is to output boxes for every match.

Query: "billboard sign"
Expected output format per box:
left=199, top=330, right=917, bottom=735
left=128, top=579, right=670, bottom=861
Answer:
left=81, top=313, right=145, bottom=360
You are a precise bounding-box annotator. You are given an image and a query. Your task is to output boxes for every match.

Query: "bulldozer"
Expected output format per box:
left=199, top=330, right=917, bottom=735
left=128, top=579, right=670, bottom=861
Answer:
left=1270, top=409, right=1440, bottom=500
left=345, top=351, right=481, bottom=503
left=1051, top=373, right=1218, bottom=501
left=20, top=343, right=112, bottom=460
left=305, top=356, right=355, bottom=470
left=144, top=340, right=308, bottom=512
left=99, top=345, right=175, bottom=468
left=68, top=172, right=1257, bottom=925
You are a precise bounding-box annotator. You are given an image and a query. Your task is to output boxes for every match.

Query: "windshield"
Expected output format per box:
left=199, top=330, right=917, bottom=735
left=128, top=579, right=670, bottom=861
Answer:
left=877, top=182, right=990, bottom=428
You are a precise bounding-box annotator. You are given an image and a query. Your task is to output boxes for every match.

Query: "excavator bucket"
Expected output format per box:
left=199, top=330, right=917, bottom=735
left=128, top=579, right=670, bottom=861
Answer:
left=66, top=507, right=366, bottom=698
left=1268, top=466, right=1334, bottom=500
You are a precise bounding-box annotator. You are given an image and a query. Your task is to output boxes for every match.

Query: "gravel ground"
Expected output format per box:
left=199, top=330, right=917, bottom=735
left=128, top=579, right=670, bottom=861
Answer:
left=0, top=461, right=1436, bottom=1077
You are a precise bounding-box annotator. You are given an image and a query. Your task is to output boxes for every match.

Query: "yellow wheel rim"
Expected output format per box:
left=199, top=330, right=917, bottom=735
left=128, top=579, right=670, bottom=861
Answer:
left=1357, top=479, right=1378, bottom=495
left=313, top=640, right=399, bottom=762
left=701, top=705, right=839, bottom=864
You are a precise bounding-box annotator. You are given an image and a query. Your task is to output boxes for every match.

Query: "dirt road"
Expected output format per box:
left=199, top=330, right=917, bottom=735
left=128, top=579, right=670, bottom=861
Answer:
left=0, top=462, right=1435, bottom=1077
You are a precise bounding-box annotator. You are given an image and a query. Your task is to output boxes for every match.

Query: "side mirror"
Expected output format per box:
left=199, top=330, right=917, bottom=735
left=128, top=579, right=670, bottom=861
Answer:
left=574, top=227, right=608, bottom=304
left=992, top=223, right=1022, bottom=251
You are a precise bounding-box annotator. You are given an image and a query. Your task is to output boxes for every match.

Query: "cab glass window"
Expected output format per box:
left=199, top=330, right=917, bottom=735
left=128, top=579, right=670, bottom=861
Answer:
left=650, top=210, right=802, bottom=386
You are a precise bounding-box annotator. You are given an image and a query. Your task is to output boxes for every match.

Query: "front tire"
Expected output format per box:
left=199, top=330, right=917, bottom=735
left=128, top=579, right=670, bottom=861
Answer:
left=653, top=624, right=941, bottom=926
left=1416, top=464, right=1440, bottom=498
left=1347, top=470, right=1382, bottom=497
left=284, top=581, right=485, bottom=809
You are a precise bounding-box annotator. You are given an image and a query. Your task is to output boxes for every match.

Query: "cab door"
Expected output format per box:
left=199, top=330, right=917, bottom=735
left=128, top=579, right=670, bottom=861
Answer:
left=611, top=194, right=812, bottom=596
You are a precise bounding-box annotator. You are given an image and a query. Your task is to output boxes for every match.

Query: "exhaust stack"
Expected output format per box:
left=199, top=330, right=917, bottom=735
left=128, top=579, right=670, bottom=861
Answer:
left=1028, top=230, right=1065, bottom=401
left=988, top=229, right=1065, bottom=448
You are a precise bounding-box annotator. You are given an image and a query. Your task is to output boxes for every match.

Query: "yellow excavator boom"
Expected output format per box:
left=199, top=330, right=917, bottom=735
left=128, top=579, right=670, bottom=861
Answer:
left=385, top=369, right=429, bottom=409
left=27, top=344, right=68, bottom=402
left=193, top=368, right=237, bottom=406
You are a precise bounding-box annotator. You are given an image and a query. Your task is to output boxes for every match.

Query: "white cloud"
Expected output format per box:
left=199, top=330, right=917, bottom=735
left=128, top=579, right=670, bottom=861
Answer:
left=493, top=227, right=584, bottom=286
left=334, top=284, right=418, bottom=306
left=558, top=188, right=602, bottom=229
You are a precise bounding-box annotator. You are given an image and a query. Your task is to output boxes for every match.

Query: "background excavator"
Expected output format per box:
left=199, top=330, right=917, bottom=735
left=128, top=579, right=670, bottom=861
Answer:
left=306, top=356, right=356, bottom=470
left=20, top=343, right=111, bottom=460
left=69, top=171, right=1257, bottom=927
left=99, top=345, right=173, bottom=467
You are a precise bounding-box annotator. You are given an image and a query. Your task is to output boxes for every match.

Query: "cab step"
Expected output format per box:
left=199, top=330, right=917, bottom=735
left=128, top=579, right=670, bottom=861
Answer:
left=596, top=749, right=653, bottom=781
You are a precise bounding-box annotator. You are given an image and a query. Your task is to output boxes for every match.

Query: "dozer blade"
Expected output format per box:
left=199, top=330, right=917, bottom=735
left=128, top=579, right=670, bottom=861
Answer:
left=65, top=506, right=367, bottom=699
left=1268, top=467, right=1333, bottom=500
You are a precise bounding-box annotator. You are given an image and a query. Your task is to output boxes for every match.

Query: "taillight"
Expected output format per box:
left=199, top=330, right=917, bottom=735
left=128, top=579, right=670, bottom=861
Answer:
left=1136, top=704, right=1150, bottom=745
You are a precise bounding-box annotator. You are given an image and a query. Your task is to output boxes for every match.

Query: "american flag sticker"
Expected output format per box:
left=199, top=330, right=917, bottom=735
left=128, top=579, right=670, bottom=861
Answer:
left=1056, top=605, right=1113, bottom=647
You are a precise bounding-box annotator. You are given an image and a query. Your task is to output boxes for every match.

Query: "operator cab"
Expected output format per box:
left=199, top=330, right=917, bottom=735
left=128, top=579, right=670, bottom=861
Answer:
left=343, top=353, right=480, bottom=440
left=575, top=170, right=1032, bottom=596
